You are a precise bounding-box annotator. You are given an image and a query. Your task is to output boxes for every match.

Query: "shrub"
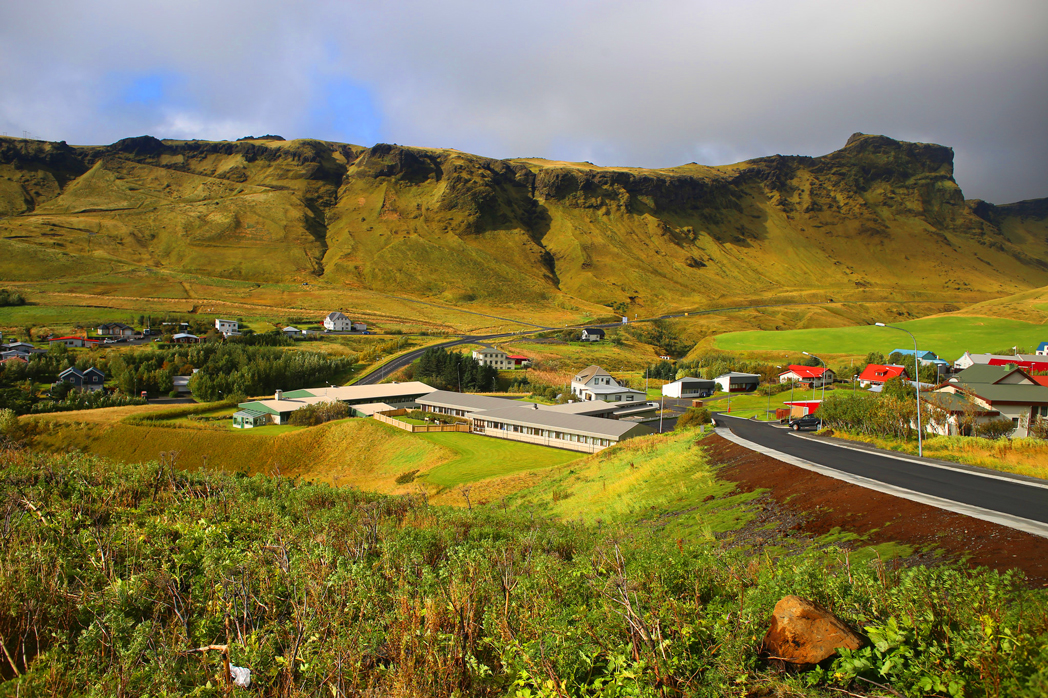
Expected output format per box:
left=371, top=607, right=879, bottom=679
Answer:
left=0, top=288, right=26, bottom=307
left=757, top=381, right=790, bottom=396
left=976, top=417, right=1015, bottom=440
left=287, top=400, right=349, bottom=426
left=676, top=406, right=710, bottom=430
left=0, top=407, right=18, bottom=438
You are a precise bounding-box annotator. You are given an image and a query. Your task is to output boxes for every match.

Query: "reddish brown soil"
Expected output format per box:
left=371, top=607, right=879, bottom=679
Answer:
left=704, top=435, right=1048, bottom=585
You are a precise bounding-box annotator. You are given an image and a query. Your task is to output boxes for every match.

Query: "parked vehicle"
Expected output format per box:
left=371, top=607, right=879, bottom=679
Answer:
left=788, top=414, right=822, bottom=431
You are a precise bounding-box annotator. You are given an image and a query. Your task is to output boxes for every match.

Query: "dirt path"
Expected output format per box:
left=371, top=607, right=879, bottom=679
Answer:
left=704, top=434, right=1048, bottom=584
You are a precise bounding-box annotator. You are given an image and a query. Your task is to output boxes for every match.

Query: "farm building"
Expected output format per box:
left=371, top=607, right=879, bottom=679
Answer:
left=662, top=377, right=716, bottom=399
left=714, top=372, right=760, bottom=393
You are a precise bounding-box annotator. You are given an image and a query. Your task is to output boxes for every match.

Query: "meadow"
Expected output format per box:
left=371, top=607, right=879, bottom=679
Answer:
left=714, top=314, right=1048, bottom=362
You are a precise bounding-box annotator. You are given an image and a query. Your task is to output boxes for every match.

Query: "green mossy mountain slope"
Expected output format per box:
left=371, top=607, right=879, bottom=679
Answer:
left=1, top=132, right=1046, bottom=311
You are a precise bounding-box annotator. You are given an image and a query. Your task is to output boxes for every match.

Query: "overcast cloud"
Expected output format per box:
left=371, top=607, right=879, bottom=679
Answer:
left=1, top=0, right=1045, bottom=203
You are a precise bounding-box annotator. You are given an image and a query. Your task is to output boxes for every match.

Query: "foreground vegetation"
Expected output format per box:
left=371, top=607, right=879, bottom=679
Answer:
left=2, top=444, right=1046, bottom=697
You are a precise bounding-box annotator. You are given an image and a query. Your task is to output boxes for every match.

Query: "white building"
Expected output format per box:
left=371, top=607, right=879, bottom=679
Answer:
left=571, top=365, right=646, bottom=402
left=417, top=391, right=653, bottom=454
left=472, top=347, right=512, bottom=369
left=215, top=319, right=239, bottom=337
left=324, top=311, right=352, bottom=332
left=662, top=377, right=716, bottom=399
left=351, top=322, right=367, bottom=332
left=714, top=372, right=761, bottom=393
left=581, top=328, right=605, bottom=342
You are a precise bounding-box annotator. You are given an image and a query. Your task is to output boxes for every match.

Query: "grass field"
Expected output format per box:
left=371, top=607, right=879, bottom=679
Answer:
left=714, top=315, right=1048, bottom=362
left=21, top=406, right=583, bottom=504
left=417, top=432, right=581, bottom=486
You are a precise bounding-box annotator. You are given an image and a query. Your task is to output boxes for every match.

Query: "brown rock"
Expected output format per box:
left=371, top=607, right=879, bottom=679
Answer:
left=761, top=595, right=864, bottom=669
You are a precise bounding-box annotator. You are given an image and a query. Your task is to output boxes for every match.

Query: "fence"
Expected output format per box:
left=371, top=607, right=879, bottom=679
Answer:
left=373, top=409, right=471, bottom=433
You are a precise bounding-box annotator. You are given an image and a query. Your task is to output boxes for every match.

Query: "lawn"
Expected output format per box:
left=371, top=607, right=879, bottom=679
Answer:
left=418, top=432, right=582, bottom=487
left=506, top=430, right=763, bottom=539
left=714, top=315, right=1048, bottom=362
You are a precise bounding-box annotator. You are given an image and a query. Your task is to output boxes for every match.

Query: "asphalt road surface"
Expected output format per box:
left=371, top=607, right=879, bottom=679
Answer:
left=715, top=414, right=1048, bottom=525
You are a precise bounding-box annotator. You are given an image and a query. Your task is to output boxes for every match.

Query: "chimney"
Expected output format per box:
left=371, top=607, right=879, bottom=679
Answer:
left=275, top=390, right=283, bottom=401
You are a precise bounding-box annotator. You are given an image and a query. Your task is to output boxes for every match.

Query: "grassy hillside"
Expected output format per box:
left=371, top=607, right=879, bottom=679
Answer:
left=5, top=445, right=1046, bottom=696
left=23, top=408, right=579, bottom=505
left=711, top=314, right=1048, bottom=362
left=2, top=133, right=1047, bottom=332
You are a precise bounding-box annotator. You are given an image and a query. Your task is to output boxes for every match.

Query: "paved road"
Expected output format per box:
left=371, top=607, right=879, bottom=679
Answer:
left=354, top=334, right=507, bottom=385
left=714, top=414, right=1048, bottom=525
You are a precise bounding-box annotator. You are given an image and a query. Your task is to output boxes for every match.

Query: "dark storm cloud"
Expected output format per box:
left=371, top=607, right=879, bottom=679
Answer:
left=1, top=0, right=1044, bottom=203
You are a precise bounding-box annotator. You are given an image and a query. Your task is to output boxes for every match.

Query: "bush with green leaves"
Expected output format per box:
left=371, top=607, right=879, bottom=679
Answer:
left=1, top=447, right=1046, bottom=697
left=676, top=406, right=711, bottom=430
left=286, top=400, right=350, bottom=426
left=975, top=417, right=1016, bottom=440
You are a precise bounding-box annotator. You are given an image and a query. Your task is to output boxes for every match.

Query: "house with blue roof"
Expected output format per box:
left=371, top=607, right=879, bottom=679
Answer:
left=1036, top=341, right=1048, bottom=356
left=889, top=348, right=951, bottom=374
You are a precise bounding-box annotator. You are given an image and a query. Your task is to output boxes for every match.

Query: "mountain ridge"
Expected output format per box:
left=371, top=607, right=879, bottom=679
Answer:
left=1, top=132, right=1046, bottom=314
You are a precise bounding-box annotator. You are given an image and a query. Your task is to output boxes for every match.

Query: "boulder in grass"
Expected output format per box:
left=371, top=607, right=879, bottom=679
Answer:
left=761, top=595, right=864, bottom=669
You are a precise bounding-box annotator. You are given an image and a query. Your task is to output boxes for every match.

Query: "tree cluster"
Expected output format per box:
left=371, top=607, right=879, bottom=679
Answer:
left=414, top=347, right=498, bottom=392
left=0, top=288, right=26, bottom=307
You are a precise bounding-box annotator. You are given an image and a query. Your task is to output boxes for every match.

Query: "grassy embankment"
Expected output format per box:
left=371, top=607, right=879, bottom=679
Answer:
left=24, top=406, right=581, bottom=506
left=22, top=401, right=909, bottom=560
left=713, top=314, right=1048, bottom=363
left=5, top=443, right=1044, bottom=697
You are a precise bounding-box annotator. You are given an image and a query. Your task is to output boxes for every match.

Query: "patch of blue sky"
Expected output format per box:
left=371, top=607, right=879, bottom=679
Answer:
left=119, top=71, right=184, bottom=106
left=308, top=77, right=383, bottom=146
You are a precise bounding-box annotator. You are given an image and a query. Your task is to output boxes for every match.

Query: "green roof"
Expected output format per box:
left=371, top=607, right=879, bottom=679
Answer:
left=955, top=383, right=1048, bottom=405
left=952, top=364, right=1027, bottom=385
left=924, top=392, right=997, bottom=414
left=280, top=389, right=316, bottom=399
left=237, top=401, right=278, bottom=415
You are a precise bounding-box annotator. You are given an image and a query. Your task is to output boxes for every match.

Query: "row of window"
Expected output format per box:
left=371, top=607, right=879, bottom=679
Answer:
left=477, top=420, right=612, bottom=446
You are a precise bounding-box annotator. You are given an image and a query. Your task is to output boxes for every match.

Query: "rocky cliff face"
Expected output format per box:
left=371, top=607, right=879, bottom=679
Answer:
left=0, top=133, right=1045, bottom=309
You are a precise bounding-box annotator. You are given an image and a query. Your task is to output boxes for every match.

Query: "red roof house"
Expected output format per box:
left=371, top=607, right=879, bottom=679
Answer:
left=778, top=364, right=836, bottom=387
left=507, top=354, right=531, bottom=367
left=858, top=364, right=908, bottom=386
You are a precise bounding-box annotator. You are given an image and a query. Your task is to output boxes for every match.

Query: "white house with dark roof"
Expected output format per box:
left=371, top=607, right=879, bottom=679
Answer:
left=571, top=365, right=646, bottom=402
left=581, top=327, right=605, bottom=342
left=472, top=347, right=512, bottom=369
left=662, top=377, right=716, bottom=399
left=215, top=319, right=239, bottom=337
left=714, top=372, right=760, bottom=393
left=324, top=312, right=352, bottom=332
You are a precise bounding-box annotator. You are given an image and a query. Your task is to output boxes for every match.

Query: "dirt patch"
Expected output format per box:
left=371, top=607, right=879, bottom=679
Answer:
left=704, top=434, right=1048, bottom=585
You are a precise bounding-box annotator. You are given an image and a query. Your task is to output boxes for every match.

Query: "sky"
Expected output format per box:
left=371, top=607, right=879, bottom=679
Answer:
left=1, top=1, right=1045, bottom=203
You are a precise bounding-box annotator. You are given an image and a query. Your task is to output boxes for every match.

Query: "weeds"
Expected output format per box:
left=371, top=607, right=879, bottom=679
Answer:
left=0, top=446, right=1045, bottom=696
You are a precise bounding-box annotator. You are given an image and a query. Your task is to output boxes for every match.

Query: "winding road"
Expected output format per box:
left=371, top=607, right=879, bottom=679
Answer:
left=714, top=414, right=1048, bottom=537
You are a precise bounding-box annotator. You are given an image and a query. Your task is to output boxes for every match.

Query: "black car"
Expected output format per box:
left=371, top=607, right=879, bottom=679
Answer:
left=788, top=414, right=822, bottom=431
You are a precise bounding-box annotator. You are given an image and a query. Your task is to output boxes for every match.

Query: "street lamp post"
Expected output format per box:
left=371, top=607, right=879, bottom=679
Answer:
left=802, top=352, right=827, bottom=402
left=875, top=322, right=923, bottom=457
